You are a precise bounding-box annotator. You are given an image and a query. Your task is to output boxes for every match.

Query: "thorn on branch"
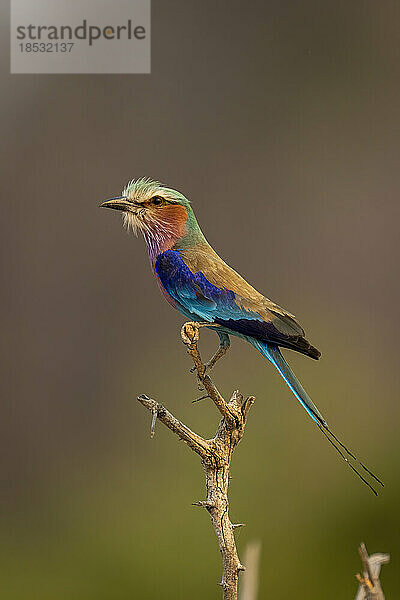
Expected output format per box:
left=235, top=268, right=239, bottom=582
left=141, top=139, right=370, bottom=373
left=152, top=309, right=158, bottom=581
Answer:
left=192, top=394, right=210, bottom=404
left=232, top=523, right=246, bottom=529
left=192, top=500, right=216, bottom=510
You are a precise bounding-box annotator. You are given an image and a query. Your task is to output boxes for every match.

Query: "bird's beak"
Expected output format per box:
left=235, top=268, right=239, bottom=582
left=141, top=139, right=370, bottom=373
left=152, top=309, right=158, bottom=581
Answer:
left=100, top=196, right=131, bottom=212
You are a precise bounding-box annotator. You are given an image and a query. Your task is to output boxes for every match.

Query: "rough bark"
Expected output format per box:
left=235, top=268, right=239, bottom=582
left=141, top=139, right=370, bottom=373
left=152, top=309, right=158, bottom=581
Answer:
left=138, top=322, right=255, bottom=600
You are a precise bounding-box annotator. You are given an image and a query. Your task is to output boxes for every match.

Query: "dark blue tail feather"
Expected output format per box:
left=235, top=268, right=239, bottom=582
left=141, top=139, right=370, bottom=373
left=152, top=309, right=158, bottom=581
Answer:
left=249, top=338, right=384, bottom=494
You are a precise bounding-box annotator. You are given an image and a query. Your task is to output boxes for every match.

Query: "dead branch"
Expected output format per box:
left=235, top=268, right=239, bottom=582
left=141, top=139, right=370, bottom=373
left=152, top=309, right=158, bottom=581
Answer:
left=138, top=322, right=255, bottom=600
left=137, top=394, right=209, bottom=457
left=355, top=542, right=390, bottom=600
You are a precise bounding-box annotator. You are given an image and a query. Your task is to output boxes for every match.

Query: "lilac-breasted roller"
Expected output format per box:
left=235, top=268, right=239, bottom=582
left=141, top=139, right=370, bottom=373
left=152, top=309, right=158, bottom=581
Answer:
left=101, top=177, right=382, bottom=493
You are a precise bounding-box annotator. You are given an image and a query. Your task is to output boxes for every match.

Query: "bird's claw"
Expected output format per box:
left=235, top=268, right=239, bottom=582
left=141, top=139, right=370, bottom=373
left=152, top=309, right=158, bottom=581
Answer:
left=181, top=322, right=200, bottom=346
left=189, top=363, right=208, bottom=377
left=188, top=365, right=207, bottom=394
left=197, top=375, right=205, bottom=391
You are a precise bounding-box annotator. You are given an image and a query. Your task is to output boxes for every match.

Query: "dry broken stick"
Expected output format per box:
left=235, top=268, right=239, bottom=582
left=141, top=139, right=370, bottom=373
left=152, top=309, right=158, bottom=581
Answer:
left=137, top=322, right=255, bottom=600
left=240, top=541, right=262, bottom=600
left=355, top=542, right=390, bottom=600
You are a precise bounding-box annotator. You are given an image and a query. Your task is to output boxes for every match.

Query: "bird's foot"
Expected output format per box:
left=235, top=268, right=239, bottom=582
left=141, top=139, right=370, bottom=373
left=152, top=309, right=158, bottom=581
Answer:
left=181, top=321, right=209, bottom=381
left=181, top=321, right=208, bottom=346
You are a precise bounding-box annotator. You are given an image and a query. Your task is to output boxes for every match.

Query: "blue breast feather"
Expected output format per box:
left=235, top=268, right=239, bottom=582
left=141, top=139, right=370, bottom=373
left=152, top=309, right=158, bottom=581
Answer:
left=154, top=250, right=262, bottom=324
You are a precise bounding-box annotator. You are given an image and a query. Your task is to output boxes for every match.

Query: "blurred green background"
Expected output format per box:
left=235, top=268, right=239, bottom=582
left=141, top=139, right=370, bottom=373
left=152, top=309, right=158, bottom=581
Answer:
left=1, top=1, right=400, bottom=598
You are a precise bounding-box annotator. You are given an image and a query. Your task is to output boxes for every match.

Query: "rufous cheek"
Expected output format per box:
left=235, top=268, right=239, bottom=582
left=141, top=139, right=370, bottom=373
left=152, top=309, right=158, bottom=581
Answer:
left=157, top=205, right=188, bottom=237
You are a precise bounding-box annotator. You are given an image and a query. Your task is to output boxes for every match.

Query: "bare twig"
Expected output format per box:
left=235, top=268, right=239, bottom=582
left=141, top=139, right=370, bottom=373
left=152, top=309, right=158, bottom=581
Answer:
left=137, top=394, right=209, bottom=457
left=355, top=542, right=390, bottom=600
left=138, top=323, right=256, bottom=600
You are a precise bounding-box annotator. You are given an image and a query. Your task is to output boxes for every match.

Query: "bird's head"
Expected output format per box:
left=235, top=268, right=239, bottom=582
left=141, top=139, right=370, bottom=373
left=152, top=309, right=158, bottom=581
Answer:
left=101, top=178, right=203, bottom=259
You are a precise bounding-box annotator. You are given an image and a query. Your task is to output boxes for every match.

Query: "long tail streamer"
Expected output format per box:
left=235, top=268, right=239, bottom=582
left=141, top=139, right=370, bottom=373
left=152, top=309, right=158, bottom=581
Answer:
left=250, top=339, right=384, bottom=495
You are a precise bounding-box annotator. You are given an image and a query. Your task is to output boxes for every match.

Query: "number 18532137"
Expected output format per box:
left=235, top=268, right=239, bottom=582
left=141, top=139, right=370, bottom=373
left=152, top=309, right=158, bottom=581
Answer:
left=19, top=42, right=74, bottom=52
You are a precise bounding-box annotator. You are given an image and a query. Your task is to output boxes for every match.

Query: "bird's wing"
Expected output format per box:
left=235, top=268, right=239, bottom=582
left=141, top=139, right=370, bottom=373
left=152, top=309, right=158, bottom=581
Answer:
left=177, top=245, right=306, bottom=335
left=154, top=250, right=320, bottom=359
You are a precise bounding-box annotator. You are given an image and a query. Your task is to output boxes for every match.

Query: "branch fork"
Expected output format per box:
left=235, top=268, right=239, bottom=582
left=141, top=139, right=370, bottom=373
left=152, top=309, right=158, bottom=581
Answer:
left=355, top=542, right=389, bottom=600
left=137, top=321, right=255, bottom=600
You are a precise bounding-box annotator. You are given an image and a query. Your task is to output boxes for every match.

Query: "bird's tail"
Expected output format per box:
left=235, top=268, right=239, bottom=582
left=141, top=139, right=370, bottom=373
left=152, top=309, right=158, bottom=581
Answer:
left=249, top=339, right=384, bottom=495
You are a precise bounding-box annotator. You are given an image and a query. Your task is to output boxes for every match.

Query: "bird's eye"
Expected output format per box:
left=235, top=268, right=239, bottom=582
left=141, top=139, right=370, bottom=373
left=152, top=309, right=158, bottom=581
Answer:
left=151, top=196, right=164, bottom=206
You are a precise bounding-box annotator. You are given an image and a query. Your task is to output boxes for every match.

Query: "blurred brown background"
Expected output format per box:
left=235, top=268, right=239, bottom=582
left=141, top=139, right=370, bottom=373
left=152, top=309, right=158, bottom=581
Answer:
left=1, top=1, right=400, bottom=598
